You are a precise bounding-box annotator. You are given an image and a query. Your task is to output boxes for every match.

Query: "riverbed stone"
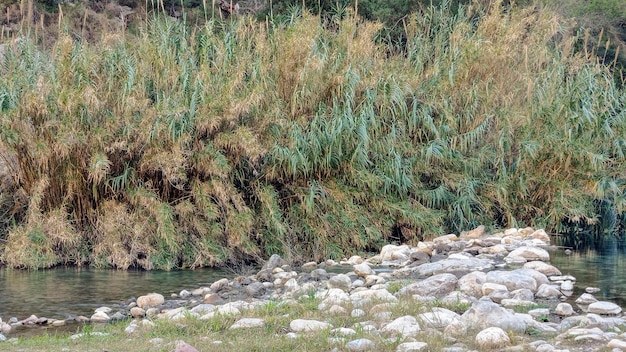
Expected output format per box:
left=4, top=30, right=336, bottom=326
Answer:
left=345, top=338, right=376, bottom=351
left=380, top=244, right=412, bottom=262
left=461, top=298, right=526, bottom=333
left=90, top=311, right=110, bottom=323
left=607, top=338, right=626, bottom=350
left=587, top=301, right=622, bottom=315
left=263, top=254, right=286, bottom=271
left=535, top=284, right=563, bottom=299
left=353, top=263, right=375, bottom=277
left=458, top=271, right=486, bottom=298
left=397, top=273, right=458, bottom=298
left=396, top=341, right=428, bottom=351
left=328, top=274, right=352, bottom=292
left=417, top=307, right=461, bottom=329
left=523, top=261, right=562, bottom=276
left=409, top=257, right=493, bottom=277
left=230, top=318, right=265, bottom=329
left=505, top=246, right=550, bottom=262
left=485, top=269, right=539, bottom=292
left=555, top=303, right=574, bottom=316
left=290, top=319, right=332, bottom=332
left=381, top=315, right=421, bottom=338
left=576, top=293, right=598, bottom=305
left=475, top=327, right=511, bottom=350
left=137, top=293, right=165, bottom=308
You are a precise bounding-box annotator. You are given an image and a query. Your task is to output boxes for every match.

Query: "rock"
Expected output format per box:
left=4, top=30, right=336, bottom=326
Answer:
left=130, top=307, right=146, bottom=318
left=410, top=257, right=493, bottom=277
left=576, top=293, right=598, bottom=305
left=353, top=263, right=375, bottom=277
left=505, top=246, right=550, bottom=262
left=523, top=261, right=562, bottom=276
left=587, top=301, right=622, bottom=315
left=560, top=280, right=574, bottom=291
left=458, top=271, right=486, bottom=298
left=380, top=244, right=412, bottom=261
left=289, top=319, right=332, bottom=332
left=460, top=225, right=486, bottom=239
left=475, top=327, right=511, bottom=350
left=380, top=315, right=421, bottom=338
left=90, top=311, right=110, bottom=323
left=396, top=341, right=429, bottom=351
left=230, top=318, right=265, bottom=329
left=535, top=284, right=562, bottom=299
left=136, top=293, right=165, bottom=308
left=310, top=268, right=328, bottom=280
left=397, top=273, right=458, bottom=298
left=331, top=327, right=357, bottom=336
left=345, top=338, right=376, bottom=351
left=174, top=340, right=200, bottom=352
left=350, top=289, right=397, bottom=303
left=417, top=307, right=461, bottom=329
left=485, top=269, right=540, bottom=292
left=461, top=298, right=526, bottom=333
left=555, top=303, right=574, bottom=316
left=607, top=339, right=626, bottom=350
left=245, top=281, right=266, bottom=297
left=328, top=274, right=352, bottom=292
left=263, top=254, right=286, bottom=271
left=301, top=261, right=318, bottom=271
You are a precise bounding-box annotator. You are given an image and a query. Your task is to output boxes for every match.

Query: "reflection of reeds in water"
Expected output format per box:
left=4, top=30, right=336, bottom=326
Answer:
left=0, top=2, right=625, bottom=270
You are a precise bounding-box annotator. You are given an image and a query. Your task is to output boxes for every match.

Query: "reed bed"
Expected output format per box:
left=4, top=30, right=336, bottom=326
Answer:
left=0, top=1, right=624, bottom=269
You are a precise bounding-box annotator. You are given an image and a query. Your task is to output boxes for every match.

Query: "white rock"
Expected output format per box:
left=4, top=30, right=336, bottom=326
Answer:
left=289, top=319, right=332, bottom=332
left=328, top=274, right=352, bottom=292
left=535, top=284, right=563, bottom=299
left=331, top=327, right=356, bottom=336
left=136, top=293, right=165, bottom=308
left=523, top=261, right=562, bottom=276
left=576, top=293, right=598, bottom=305
left=350, top=289, right=397, bottom=303
left=607, top=339, right=626, bottom=350
left=345, top=338, right=376, bottom=351
left=475, top=327, right=511, bottom=350
left=353, top=263, right=375, bottom=277
left=380, top=315, right=421, bottom=337
left=506, top=246, right=550, bottom=261
left=90, top=311, right=110, bottom=323
left=588, top=301, right=622, bottom=315
left=230, top=318, right=265, bottom=329
left=396, top=341, right=428, bottom=351
left=555, top=303, right=574, bottom=316
left=417, top=308, right=461, bottom=329
left=380, top=244, right=412, bottom=261
left=397, top=273, right=458, bottom=298
left=560, top=280, right=574, bottom=291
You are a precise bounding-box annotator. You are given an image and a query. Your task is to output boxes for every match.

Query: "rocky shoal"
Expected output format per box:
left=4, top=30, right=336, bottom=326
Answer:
left=2, top=226, right=626, bottom=352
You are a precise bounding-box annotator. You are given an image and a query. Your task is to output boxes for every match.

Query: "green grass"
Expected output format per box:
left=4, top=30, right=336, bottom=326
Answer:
left=0, top=1, right=625, bottom=269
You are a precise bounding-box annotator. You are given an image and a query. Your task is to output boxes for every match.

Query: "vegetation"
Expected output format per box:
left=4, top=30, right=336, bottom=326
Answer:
left=0, top=0, right=625, bottom=269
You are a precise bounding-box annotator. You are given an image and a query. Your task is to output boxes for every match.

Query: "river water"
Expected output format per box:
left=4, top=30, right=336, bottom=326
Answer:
left=0, top=267, right=233, bottom=321
left=1, top=237, right=626, bottom=323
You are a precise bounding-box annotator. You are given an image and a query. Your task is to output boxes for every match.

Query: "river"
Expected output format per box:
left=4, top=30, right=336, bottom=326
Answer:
left=0, top=267, right=234, bottom=321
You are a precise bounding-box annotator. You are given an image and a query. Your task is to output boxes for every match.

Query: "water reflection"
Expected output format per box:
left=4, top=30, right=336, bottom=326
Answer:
left=551, top=235, right=626, bottom=307
left=0, top=267, right=231, bottom=320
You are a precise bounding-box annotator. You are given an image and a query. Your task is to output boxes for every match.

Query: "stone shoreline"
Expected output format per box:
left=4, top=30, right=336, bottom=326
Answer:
left=2, top=226, right=626, bottom=351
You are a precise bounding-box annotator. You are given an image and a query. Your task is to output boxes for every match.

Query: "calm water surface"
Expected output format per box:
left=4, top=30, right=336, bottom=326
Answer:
left=0, top=267, right=233, bottom=320
left=550, top=236, right=626, bottom=307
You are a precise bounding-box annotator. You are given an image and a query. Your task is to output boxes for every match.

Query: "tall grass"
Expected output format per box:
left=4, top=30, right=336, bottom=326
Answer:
left=0, top=1, right=625, bottom=269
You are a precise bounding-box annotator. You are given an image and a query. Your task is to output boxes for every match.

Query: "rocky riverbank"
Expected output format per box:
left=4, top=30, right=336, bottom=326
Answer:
left=2, top=226, right=626, bottom=351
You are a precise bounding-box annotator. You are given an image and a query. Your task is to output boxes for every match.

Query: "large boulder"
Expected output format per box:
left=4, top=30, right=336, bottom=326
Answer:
left=461, top=298, right=527, bottom=333
left=397, top=273, right=458, bottom=298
